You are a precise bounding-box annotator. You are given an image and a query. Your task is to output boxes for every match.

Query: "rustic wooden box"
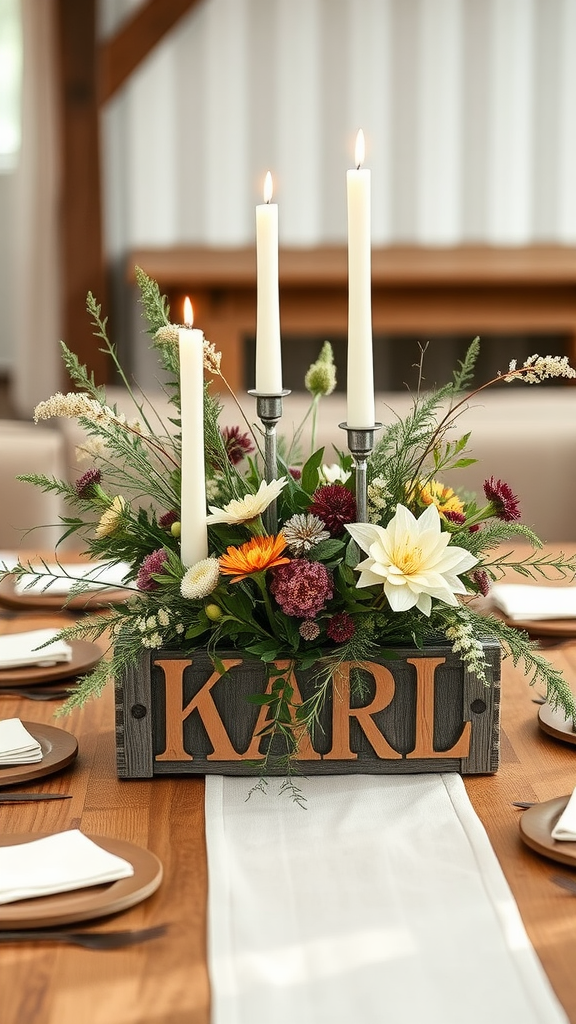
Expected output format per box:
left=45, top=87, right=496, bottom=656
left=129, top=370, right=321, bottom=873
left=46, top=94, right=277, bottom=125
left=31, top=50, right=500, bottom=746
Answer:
left=115, top=641, right=501, bottom=778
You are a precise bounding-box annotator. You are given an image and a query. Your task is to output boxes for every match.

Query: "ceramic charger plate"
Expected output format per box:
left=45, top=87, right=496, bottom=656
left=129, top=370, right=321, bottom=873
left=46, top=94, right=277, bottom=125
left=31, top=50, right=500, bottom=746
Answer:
left=0, top=639, right=102, bottom=687
left=0, top=834, right=163, bottom=928
left=0, top=722, right=78, bottom=787
left=519, top=796, right=576, bottom=867
left=538, top=701, right=576, bottom=746
left=0, top=573, right=132, bottom=612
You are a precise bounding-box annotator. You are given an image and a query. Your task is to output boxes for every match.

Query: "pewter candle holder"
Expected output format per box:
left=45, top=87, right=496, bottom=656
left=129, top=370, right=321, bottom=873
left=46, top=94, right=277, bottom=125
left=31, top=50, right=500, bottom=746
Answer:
left=248, top=389, right=291, bottom=533
left=340, top=422, right=382, bottom=523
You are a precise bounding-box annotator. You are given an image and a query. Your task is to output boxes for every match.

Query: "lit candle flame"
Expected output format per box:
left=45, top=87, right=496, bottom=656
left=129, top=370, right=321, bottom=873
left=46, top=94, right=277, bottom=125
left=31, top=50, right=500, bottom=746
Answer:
left=183, top=296, right=193, bottom=327
left=263, top=171, right=273, bottom=204
left=354, top=129, right=365, bottom=169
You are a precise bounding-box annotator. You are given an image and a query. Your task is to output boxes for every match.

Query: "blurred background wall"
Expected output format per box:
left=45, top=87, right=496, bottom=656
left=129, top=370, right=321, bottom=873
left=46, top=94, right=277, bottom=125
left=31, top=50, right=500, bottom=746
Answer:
left=1, top=0, right=576, bottom=407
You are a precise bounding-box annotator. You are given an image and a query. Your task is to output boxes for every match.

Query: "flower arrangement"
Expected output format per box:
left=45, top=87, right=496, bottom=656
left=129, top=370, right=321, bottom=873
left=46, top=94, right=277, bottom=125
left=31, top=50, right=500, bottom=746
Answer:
left=7, top=268, right=576, bottom=766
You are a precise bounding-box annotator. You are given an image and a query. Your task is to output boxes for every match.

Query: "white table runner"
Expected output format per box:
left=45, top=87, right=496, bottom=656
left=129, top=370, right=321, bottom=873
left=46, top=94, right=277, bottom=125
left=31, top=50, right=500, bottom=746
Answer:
left=205, top=774, right=567, bottom=1024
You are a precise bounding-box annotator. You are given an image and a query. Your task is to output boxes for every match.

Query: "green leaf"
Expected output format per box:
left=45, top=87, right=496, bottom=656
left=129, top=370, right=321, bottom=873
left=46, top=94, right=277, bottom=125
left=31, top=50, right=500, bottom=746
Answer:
left=309, top=538, right=345, bottom=561
left=301, top=448, right=325, bottom=495
left=344, top=538, right=361, bottom=567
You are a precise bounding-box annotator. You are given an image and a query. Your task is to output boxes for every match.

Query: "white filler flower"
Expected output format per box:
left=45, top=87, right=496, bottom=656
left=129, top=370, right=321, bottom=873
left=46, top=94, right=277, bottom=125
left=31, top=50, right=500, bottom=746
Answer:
left=206, top=478, right=287, bottom=526
left=180, top=558, right=220, bottom=600
left=346, top=503, right=478, bottom=616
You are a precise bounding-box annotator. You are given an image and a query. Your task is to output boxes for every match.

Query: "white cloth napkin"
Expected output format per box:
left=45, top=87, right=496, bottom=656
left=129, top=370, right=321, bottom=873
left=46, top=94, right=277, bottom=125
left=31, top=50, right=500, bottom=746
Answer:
left=491, top=583, right=576, bottom=621
left=0, top=718, right=42, bottom=764
left=205, top=774, right=568, bottom=1024
left=0, top=829, right=135, bottom=904
left=0, top=629, right=72, bottom=670
left=14, top=561, right=131, bottom=596
left=551, top=787, right=576, bottom=840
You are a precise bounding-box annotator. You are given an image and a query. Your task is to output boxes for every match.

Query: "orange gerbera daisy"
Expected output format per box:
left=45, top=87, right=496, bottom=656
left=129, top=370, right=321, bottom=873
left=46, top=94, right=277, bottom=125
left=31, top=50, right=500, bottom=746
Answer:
left=219, top=534, right=290, bottom=582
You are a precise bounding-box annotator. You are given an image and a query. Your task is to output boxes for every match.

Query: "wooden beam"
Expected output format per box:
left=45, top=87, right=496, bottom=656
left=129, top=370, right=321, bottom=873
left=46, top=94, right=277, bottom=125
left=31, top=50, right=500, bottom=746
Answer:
left=98, top=0, right=203, bottom=105
left=55, top=0, right=109, bottom=385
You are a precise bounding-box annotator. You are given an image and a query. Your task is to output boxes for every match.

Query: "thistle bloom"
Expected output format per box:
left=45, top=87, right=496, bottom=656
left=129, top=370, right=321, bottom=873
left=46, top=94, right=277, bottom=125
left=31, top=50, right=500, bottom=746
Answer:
left=75, top=468, right=103, bottom=499
left=309, top=483, right=357, bottom=537
left=483, top=477, right=521, bottom=522
left=95, top=495, right=126, bottom=539
left=158, top=510, right=179, bottom=530
left=346, top=503, right=478, bottom=616
left=207, top=478, right=288, bottom=526
left=282, top=513, right=330, bottom=555
left=221, top=425, right=255, bottom=465
left=219, top=534, right=290, bottom=582
left=136, top=548, right=168, bottom=591
left=180, top=558, right=221, bottom=600
left=270, top=559, right=333, bottom=618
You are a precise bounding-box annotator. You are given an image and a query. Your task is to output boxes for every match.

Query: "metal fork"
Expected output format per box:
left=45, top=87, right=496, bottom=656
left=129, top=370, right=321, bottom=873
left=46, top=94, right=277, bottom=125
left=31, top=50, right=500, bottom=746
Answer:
left=0, top=924, right=167, bottom=949
left=0, top=689, right=72, bottom=701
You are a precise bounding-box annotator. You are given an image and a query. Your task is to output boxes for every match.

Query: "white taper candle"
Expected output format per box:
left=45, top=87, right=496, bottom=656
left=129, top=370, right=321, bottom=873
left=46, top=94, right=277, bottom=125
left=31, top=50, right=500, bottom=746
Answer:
left=255, top=172, right=283, bottom=394
left=179, top=298, right=209, bottom=566
left=346, top=129, right=375, bottom=428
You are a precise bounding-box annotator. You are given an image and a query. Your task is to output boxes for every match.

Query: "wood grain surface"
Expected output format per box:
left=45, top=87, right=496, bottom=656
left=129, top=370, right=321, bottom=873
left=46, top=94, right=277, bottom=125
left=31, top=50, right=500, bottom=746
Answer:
left=1, top=598, right=576, bottom=1022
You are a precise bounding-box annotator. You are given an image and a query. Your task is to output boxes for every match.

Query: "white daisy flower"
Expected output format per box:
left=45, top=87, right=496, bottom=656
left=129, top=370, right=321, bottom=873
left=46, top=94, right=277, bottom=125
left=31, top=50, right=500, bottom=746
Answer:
left=206, top=478, right=287, bottom=526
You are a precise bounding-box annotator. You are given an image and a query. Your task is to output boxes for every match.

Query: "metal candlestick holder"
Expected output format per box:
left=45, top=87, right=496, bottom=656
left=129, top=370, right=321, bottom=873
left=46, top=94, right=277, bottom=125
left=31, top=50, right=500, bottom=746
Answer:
left=248, top=389, right=291, bottom=533
left=340, top=422, right=382, bottom=522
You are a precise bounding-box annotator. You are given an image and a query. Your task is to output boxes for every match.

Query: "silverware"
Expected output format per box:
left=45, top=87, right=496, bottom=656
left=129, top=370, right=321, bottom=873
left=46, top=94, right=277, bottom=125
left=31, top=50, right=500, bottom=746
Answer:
left=0, top=793, right=72, bottom=803
left=0, top=925, right=167, bottom=949
left=512, top=801, right=537, bottom=808
left=0, top=689, right=72, bottom=701
left=550, top=875, right=576, bottom=895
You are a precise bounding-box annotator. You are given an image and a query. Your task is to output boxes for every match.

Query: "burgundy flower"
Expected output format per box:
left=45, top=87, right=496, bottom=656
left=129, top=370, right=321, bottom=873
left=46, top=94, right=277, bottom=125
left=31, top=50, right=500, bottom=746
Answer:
left=443, top=510, right=466, bottom=526
left=136, top=548, right=168, bottom=591
left=221, top=425, right=255, bottom=465
left=326, top=612, right=355, bottom=643
left=483, top=477, right=521, bottom=522
left=158, top=510, right=179, bottom=530
left=270, top=559, right=333, bottom=618
left=289, top=466, right=302, bottom=481
left=308, top=484, right=357, bottom=537
left=472, top=570, right=491, bottom=597
left=75, top=468, right=102, bottom=498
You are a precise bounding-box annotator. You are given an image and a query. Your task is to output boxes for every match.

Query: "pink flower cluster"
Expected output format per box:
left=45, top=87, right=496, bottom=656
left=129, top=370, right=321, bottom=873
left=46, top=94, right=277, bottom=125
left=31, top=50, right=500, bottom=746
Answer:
left=271, top=559, right=333, bottom=618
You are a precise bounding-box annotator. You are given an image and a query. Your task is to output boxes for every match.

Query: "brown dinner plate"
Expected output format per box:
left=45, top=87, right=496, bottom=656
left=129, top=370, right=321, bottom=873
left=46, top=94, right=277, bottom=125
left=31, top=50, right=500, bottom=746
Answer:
left=0, top=639, right=102, bottom=687
left=538, top=702, right=576, bottom=746
left=519, top=796, right=576, bottom=867
left=0, top=722, right=78, bottom=787
left=0, top=573, right=132, bottom=612
left=0, top=833, right=163, bottom=927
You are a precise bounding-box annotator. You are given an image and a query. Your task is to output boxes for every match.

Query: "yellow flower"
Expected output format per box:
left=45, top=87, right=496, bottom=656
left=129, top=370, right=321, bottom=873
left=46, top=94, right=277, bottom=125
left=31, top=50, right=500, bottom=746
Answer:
left=409, top=478, right=464, bottom=517
left=95, top=495, right=126, bottom=538
left=219, top=534, right=290, bottom=583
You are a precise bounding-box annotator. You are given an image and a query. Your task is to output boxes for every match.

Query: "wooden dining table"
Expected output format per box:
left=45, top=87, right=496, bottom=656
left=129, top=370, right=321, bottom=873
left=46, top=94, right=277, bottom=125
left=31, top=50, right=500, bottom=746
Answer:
left=2, top=583, right=576, bottom=1024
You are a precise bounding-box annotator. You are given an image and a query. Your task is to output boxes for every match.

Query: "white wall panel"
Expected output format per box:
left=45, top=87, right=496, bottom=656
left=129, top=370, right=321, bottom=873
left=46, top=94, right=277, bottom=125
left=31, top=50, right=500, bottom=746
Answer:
left=100, top=0, right=576, bottom=251
left=486, top=0, right=535, bottom=243
left=416, top=0, right=463, bottom=244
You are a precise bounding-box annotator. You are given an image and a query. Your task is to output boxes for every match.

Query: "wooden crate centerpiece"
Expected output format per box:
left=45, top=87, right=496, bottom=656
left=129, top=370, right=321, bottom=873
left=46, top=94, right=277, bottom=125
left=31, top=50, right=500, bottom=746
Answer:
left=115, top=641, right=500, bottom=778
